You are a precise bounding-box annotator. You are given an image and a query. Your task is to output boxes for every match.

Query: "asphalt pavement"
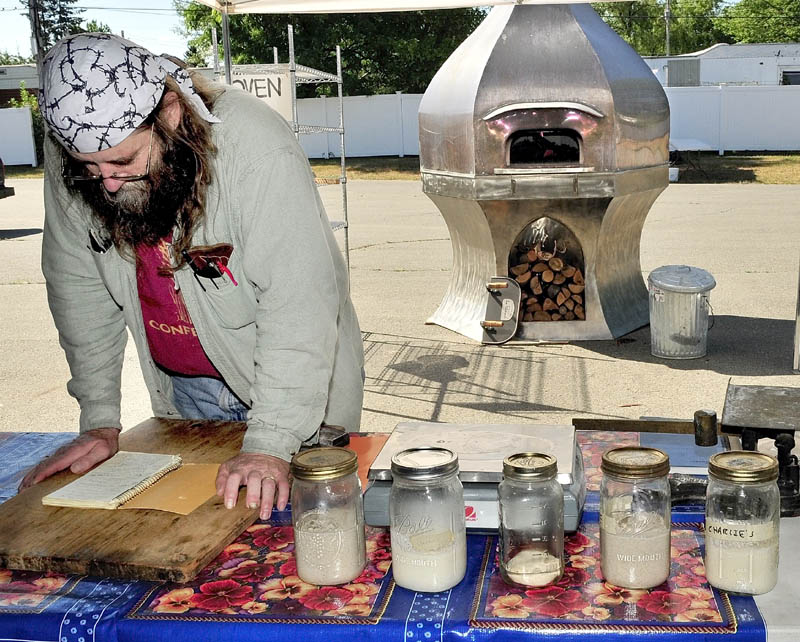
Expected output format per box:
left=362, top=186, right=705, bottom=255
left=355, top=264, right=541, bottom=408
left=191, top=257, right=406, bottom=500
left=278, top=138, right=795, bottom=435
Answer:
left=2, top=177, right=800, bottom=435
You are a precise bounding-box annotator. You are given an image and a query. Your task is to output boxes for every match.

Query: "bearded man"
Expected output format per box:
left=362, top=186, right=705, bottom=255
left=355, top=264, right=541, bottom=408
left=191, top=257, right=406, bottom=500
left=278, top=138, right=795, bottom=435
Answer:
left=19, top=33, right=365, bottom=519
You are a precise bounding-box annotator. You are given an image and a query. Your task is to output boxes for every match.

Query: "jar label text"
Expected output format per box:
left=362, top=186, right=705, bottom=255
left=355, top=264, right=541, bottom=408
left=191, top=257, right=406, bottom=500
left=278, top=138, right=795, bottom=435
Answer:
left=705, top=519, right=776, bottom=543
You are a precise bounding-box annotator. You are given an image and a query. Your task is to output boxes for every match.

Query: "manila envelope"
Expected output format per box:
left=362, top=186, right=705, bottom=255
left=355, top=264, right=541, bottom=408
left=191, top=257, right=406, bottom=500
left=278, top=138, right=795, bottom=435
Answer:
left=120, top=463, right=220, bottom=515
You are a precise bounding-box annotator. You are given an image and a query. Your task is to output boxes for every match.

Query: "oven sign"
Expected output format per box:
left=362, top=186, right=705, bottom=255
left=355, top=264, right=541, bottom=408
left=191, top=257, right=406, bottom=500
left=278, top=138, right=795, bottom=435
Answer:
left=230, top=73, right=292, bottom=122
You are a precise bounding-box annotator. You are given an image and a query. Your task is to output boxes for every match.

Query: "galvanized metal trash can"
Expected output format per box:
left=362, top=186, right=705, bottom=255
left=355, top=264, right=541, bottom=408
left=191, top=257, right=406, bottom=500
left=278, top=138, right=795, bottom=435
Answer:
left=648, top=265, right=716, bottom=359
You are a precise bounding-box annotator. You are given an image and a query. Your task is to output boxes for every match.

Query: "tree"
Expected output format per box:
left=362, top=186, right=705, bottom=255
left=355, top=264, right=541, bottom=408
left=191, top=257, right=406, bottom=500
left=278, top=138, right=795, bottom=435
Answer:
left=716, top=0, right=800, bottom=42
left=593, top=0, right=730, bottom=56
left=593, top=1, right=666, bottom=55
left=0, top=52, right=35, bottom=65
left=83, top=19, right=112, bottom=34
left=177, top=2, right=486, bottom=96
left=21, top=0, right=85, bottom=49
left=666, top=0, right=731, bottom=53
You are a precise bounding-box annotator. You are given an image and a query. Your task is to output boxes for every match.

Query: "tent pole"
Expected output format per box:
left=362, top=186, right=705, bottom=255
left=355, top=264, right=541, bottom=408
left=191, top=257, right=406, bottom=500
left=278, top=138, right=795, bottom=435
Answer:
left=222, top=5, right=232, bottom=85
left=289, top=24, right=299, bottom=138
left=336, top=44, right=350, bottom=281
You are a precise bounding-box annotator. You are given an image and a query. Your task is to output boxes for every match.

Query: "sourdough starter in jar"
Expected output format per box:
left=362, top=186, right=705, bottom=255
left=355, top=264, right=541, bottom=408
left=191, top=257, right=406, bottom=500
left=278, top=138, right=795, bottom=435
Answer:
left=291, top=447, right=366, bottom=585
left=705, top=451, right=779, bottom=595
left=294, top=506, right=366, bottom=585
left=600, top=447, right=671, bottom=589
left=389, top=447, right=467, bottom=592
left=498, top=452, right=564, bottom=587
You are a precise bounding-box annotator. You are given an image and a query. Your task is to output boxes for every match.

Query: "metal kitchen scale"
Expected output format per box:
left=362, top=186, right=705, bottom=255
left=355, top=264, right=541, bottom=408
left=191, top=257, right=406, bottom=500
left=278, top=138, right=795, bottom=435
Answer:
left=721, top=383, right=800, bottom=517
left=363, top=422, right=586, bottom=532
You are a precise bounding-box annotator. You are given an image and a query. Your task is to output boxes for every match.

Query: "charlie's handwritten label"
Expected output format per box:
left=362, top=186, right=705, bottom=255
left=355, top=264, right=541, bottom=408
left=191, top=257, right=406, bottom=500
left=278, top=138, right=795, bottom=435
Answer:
left=705, top=519, right=775, bottom=544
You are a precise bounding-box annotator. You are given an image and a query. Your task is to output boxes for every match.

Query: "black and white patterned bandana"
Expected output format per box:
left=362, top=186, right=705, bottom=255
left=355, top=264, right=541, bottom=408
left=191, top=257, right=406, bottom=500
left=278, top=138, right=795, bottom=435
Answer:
left=39, top=33, right=220, bottom=154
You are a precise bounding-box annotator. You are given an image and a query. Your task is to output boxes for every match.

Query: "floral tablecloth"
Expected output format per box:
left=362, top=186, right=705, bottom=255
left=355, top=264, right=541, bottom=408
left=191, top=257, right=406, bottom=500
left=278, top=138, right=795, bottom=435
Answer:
left=0, top=431, right=767, bottom=642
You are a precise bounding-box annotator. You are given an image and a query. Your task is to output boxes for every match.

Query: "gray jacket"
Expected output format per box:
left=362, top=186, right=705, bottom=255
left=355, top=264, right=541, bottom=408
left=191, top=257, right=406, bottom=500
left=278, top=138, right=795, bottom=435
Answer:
left=41, top=86, right=364, bottom=461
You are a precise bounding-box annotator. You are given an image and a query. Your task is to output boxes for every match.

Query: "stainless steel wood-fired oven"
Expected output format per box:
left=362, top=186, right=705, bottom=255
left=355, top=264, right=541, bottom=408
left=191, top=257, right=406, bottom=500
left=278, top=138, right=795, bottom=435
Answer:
left=419, top=3, right=670, bottom=341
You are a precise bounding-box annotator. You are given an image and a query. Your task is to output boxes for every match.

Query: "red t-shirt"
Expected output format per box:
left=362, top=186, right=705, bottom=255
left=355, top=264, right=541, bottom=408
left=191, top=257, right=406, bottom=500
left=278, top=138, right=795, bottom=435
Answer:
left=136, top=238, right=218, bottom=377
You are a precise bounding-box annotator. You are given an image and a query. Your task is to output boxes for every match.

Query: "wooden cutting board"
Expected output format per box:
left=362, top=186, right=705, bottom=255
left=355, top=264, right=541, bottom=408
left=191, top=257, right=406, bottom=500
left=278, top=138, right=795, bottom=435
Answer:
left=0, top=418, right=258, bottom=582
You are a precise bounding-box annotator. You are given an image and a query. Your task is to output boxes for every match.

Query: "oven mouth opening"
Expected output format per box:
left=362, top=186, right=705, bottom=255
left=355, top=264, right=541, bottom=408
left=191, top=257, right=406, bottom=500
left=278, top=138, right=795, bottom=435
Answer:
left=508, top=129, right=582, bottom=166
left=508, top=217, right=586, bottom=323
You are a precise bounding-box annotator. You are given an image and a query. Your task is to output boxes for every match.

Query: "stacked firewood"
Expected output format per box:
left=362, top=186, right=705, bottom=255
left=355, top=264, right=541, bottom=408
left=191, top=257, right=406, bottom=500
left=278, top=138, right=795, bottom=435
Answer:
left=509, top=242, right=586, bottom=322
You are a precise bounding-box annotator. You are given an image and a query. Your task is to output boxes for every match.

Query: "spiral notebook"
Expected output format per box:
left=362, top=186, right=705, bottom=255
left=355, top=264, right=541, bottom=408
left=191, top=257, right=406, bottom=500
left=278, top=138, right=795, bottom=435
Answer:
left=42, top=451, right=183, bottom=510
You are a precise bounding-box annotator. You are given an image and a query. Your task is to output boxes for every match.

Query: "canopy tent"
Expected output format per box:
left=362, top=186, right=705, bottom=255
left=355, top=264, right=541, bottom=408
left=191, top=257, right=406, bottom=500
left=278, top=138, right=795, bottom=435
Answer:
left=193, top=0, right=623, bottom=82
left=194, top=0, right=600, bottom=13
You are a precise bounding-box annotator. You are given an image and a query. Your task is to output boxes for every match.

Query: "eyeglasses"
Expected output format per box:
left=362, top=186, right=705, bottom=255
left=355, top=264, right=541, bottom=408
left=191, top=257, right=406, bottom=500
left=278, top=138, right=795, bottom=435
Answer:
left=61, top=123, right=155, bottom=184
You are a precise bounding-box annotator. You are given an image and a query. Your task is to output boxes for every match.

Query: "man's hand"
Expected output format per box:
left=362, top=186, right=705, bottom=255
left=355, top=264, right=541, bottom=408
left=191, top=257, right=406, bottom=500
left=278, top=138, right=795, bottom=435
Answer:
left=216, top=453, right=290, bottom=520
left=19, top=427, right=120, bottom=490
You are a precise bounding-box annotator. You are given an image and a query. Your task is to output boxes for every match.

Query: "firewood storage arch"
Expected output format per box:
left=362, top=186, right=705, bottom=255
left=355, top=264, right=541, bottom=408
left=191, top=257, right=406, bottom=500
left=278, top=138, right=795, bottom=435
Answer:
left=509, top=217, right=587, bottom=323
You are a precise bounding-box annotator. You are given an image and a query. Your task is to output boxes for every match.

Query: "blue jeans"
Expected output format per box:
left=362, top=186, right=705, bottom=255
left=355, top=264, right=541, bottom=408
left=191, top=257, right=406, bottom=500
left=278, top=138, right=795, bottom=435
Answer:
left=171, top=376, right=249, bottom=422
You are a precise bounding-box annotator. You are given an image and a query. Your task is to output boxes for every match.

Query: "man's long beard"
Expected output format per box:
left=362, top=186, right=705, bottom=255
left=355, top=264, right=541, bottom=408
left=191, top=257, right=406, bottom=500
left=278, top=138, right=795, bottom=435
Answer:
left=74, top=138, right=197, bottom=249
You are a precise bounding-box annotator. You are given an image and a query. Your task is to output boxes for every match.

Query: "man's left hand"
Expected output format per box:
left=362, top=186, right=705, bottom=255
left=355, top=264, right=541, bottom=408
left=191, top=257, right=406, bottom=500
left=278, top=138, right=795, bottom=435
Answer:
left=216, top=452, right=290, bottom=520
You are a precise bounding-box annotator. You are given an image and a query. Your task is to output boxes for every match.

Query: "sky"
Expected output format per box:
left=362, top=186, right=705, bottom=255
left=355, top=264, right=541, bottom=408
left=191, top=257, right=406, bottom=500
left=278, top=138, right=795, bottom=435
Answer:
left=0, top=1, right=192, bottom=60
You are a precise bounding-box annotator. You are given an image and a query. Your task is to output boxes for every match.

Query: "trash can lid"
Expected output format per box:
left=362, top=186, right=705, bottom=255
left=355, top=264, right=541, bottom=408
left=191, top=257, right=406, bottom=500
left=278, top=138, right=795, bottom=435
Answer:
left=648, top=265, right=716, bottom=293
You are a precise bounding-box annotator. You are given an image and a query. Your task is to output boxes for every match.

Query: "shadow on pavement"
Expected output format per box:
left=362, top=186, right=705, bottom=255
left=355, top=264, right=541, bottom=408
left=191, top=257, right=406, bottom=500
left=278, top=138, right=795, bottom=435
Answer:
left=361, top=316, right=797, bottom=426
left=577, top=315, right=796, bottom=377
left=362, top=331, right=625, bottom=424
left=0, top=228, right=42, bottom=240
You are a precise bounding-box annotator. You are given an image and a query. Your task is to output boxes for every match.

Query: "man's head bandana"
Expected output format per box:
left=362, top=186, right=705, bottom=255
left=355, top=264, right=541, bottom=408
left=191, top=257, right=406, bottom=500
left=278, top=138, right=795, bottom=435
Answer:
left=39, top=32, right=220, bottom=153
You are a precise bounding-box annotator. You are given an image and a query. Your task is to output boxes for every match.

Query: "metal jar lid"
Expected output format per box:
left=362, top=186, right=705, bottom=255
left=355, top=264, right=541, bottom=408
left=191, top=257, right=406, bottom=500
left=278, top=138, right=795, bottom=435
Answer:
left=601, top=447, right=670, bottom=479
left=390, top=447, right=459, bottom=480
left=648, top=264, right=716, bottom=294
left=503, top=452, right=557, bottom=481
left=708, top=451, right=779, bottom=483
left=290, top=446, right=358, bottom=481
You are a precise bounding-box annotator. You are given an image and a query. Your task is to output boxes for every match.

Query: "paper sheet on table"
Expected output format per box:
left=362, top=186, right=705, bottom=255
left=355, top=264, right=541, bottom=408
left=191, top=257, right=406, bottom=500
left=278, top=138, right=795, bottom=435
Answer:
left=120, top=463, right=220, bottom=515
left=347, top=433, right=389, bottom=490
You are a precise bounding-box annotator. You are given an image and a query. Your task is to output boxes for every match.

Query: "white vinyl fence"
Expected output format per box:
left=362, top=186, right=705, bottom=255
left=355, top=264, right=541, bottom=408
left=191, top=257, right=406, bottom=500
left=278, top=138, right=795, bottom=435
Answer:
left=297, top=92, right=421, bottom=158
left=3, top=86, right=798, bottom=167
left=666, top=85, right=800, bottom=153
left=0, top=107, right=36, bottom=166
left=296, top=86, right=800, bottom=158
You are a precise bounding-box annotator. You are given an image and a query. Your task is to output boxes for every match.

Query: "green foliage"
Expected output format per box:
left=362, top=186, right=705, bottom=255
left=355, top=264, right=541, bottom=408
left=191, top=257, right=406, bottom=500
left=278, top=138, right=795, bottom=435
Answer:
left=0, top=51, right=34, bottom=65
left=19, top=0, right=85, bottom=49
left=593, top=0, right=730, bottom=56
left=716, top=0, right=800, bottom=43
left=667, top=0, right=732, bottom=53
left=177, top=2, right=485, bottom=96
left=7, top=81, right=44, bottom=166
left=593, top=1, right=663, bottom=54
left=83, top=19, right=112, bottom=34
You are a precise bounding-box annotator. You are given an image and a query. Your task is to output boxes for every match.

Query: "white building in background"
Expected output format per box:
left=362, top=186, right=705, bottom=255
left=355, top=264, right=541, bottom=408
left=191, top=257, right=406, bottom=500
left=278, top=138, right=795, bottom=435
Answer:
left=0, top=64, right=38, bottom=105
left=645, top=42, right=800, bottom=87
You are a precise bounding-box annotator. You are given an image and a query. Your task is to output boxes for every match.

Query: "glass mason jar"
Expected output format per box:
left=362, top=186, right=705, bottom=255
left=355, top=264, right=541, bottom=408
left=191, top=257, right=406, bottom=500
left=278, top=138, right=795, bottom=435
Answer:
left=389, top=447, right=467, bottom=592
left=705, top=451, right=780, bottom=595
left=600, top=447, right=671, bottom=589
left=498, top=452, right=564, bottom=587
left=290, top=447, right=366, bottom=585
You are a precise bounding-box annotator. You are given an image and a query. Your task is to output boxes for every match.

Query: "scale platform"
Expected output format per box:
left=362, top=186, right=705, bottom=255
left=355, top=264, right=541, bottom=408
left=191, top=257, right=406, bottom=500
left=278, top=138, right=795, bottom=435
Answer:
left=363, top=422, right=585, bottom=532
